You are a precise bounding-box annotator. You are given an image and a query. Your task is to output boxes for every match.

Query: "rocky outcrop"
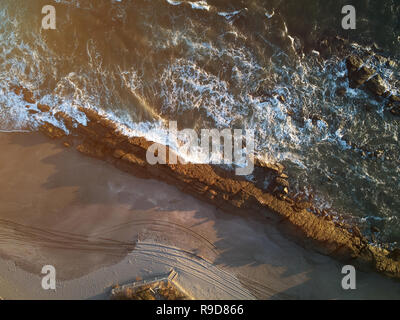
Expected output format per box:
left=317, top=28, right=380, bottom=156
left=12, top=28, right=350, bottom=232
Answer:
left=13, top=86, right=400, bottom=280
left=365, top=74, right=388, bottom=97
left=346, top=55, right=375, bottom=89
left=388, top=95, right=400, bottom=116
left=390, top=105, right=400, bottom=117
left=345, top=55, right=390, bottom=98
left=345, top=55, right=400, bottom=117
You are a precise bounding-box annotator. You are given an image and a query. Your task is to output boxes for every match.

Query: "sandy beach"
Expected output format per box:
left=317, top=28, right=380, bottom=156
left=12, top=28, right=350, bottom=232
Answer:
left=0, top=131, right=398, bottom=300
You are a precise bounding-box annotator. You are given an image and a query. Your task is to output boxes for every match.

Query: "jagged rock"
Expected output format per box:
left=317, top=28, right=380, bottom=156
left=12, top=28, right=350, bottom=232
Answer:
left=336, top=87, right=347, bottom=97
left=294, top=201, right=312, bottom=212
left=270, top=177, right=290, bottom=197
left=351, top=226, right=363, bottom=239
left=346, top=56, right=375, bottom=88
left=55, top=111, right=75, bottom=130
left=37, top=104, right=51, bottom=112
left=351, top=66, right=375, bottom=88
left=365, top=74, right=387, bottom=97
left=346, top=55, right=363, bottom=71
left=254, top=158, right=284, bottom=175
left=371, top=226, right=380, bottom=233
left=374, top=54, right=387, bottom=65
left=23, top=89, right=36, bottom=104
left=388, top=249, right=400, bottom=262
left=12, top=85, right=36, bottom=104
left=39, top=122, right=66, bottom=139
left=386, top=59, right=397, bottom=68
left=275, top=177, right=289, bottom=188
left=390, top=95, right=400, bottom=103
left=390, top=105, right=400, bottom=117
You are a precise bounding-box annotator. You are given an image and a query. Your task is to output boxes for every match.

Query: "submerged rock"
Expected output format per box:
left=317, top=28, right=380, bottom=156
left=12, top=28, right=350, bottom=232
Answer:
left=365, top=74, right=388, bottom=97
left=37, top=104, right=51, bottom=113
left=390, top=95, right=400, bottom=103
left=12, top=85, right=36, bottom=104
left=390, top=105, right=400, bottom=117
left=346, top=55, right=375, bottom=88
left=275, top=177, right=289, bottom=188
left=336, top=87, right=347, bottom=97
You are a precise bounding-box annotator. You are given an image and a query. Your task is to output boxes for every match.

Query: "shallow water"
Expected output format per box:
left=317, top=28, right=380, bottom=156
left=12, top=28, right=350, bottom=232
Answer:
left=0, top=0, right=399, bottom=244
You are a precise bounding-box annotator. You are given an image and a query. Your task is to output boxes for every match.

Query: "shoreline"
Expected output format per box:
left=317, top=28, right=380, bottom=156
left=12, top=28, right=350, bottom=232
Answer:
left=22, top=92, right=399, bottom=280
left=0, top=131, right=399, bottom=299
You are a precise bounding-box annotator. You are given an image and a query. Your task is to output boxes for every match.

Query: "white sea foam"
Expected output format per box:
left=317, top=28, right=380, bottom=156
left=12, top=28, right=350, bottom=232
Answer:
left=188, top=1, right=210, bottom=11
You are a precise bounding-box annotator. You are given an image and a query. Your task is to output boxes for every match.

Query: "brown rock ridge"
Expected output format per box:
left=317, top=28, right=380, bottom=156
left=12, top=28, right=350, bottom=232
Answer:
left=13, top=86, right=400, bottom=280
left=345, top=55, right=400, bottom=117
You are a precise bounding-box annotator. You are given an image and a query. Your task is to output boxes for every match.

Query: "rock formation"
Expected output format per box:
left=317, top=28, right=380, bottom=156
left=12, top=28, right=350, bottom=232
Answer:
left=13, top=86, right=400, bottom=280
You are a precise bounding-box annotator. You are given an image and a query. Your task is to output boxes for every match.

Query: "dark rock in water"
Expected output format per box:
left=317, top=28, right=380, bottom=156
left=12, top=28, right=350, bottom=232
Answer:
left=37, top=104, right=51, bottom=113
left=11, top=85, right=36, bottom=104
left=310, top=115, right=327, bottom=126
left=373, top=54, right=387, bottom=65
left=346, top=55, right=375, bottom=88
left=253, top=159, right=288, bottom=192
left=275, top=177, right=289, bottom=188
left=390, top=95, right=400, bottom=103
left=371, top=226, right=380, bottom=233
left=365, top=74, right=387, bottom=97
left=253, top=87, right=273, bottom=101
left=22, top=88, right=36, bottom=104
left=346, top=55, right=363, bottom=71
left=336, top=87, right=347, bottom=97
left=386, top=59, right=398, bottom=68
left=269, top=176, right=290, bottom=197
left=390, top=105, right=400, bottom=117
left=388, top=249, right=400, bottom=262
left=254, top=158, right=285, bottom=175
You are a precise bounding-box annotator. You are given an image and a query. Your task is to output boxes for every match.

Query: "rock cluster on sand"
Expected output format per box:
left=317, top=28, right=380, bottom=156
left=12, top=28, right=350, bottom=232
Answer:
left=12, top=86, right=400, bottom=280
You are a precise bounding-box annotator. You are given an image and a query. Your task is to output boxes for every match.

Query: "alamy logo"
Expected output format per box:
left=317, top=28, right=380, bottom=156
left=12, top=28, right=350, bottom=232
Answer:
left=341, top=5, right=356, bottom=30
left=146, top=121, right=255, bottom=176
left=42, top=5, right=56, bottom=30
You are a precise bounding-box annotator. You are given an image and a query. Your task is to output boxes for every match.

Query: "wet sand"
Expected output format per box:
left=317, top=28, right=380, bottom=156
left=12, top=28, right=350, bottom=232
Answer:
left=0, top=131, right=399, bottom=300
